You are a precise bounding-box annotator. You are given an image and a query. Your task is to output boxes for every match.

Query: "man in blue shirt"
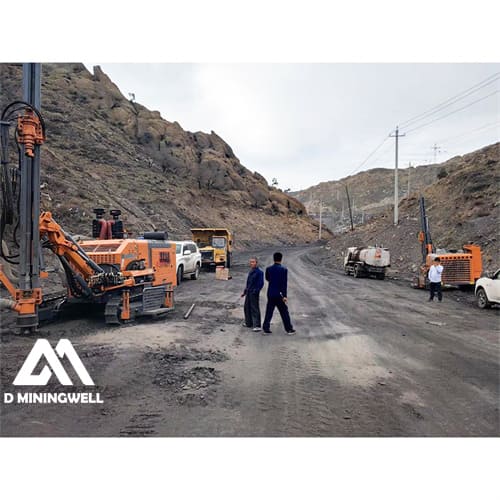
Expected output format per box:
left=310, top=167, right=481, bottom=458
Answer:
left=262, top=252, right=295, bottom=335
left=241, top=257, right=264, bottom=331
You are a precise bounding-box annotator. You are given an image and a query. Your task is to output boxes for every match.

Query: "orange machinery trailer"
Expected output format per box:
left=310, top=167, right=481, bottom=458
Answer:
left=415, top=196, right=482, bottom=288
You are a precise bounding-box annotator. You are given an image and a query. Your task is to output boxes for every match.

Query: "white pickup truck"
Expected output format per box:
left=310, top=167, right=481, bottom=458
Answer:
left=173, top=241, right=202, bottom=285
left=475, top=269, right=500, bottom=309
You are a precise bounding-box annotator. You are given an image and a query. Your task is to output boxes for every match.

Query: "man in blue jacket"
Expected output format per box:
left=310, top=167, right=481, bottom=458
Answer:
left=262, top=252, right=295, bottom=335
left=241, top=257, right=264, bottom=331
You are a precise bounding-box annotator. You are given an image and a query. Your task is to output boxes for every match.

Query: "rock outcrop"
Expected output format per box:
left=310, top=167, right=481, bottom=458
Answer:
left=0, top=63, right=321, bottom=247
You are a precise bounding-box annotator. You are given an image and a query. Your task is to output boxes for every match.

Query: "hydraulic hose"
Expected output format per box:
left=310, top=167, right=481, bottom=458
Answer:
left=65, top=232, right=104, bottom=274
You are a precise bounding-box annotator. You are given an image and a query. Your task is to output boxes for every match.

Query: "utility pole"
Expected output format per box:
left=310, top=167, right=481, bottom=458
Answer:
left=407, top=161, right=411, bottom=198
left=390, top=126, right=405, bottom=225
left=318, top=199, right=323, bottom=240
left=344, top=184, right=354, bottom=231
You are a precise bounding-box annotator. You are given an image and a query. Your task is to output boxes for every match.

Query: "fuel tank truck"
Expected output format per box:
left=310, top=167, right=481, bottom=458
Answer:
left=344, top=246, right=390, bottom=280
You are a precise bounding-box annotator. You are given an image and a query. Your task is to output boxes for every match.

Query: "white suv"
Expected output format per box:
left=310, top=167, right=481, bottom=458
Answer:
left=173, top=241, right=202, bottom=285
left=475, top=269, right=500, bottom=309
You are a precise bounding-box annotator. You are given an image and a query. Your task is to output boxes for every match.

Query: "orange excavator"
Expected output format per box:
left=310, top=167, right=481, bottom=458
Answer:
left=0, top=64, right=175, bottom=333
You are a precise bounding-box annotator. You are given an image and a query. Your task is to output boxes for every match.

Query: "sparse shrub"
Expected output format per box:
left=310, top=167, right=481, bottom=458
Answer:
left=140, top=132, right=153, bottom=145
left=437, top=168, right=448, bottom=179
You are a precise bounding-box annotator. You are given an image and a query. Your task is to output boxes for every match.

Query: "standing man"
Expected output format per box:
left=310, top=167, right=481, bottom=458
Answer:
left=241, top=257, right=264, bottom=332
left=428, top=256, right=443, bottom=302
left=262, top=252, right=296, bottom=335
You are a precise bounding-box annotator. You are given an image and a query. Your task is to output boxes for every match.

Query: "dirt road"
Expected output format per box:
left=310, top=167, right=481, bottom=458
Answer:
left=1, top=245, right=498, bottom=436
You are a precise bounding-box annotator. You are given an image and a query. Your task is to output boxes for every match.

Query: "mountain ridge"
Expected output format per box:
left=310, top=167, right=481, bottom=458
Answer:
left=0, top=63, right=323, bottom=247
left=291, top=143, right=498, bottom=233
left=306, top=142, right=499, bottom=276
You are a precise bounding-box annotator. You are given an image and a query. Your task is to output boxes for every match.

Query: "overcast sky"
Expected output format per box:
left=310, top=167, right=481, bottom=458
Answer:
left=87, top=64, right=499, bottom=191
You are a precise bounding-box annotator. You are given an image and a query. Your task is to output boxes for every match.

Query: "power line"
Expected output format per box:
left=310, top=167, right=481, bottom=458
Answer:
left=370, top=141, right=394, bottom=164
left=336, top=135, right=390, bottom=232
left=346, top=134, right=390, bottom=177
left=437, top=131, right=499, bottom=153
left=362, top=143, right=430, bottom=170
left=345, top=119, right=497, bottom=173
left=439, top=120, right=500, bottom=145
left=398, top=124, right=497, bottom=166
left=401, top=76, right=499, bottom=129
left=340, top=74, right=499, bottom=186
left=399, top=72, right=500, bottom=128
left=403, top=90, right=499, bottom=135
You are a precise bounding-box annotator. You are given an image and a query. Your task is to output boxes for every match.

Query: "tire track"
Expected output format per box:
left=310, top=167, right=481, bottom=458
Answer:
left=119, top=411, right=162, bottom=437
left=254, top=344, right=336, bottom=436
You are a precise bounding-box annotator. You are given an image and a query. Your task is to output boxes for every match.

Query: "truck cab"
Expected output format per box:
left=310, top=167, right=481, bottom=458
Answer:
left=190, top=228, right=233, bottom=269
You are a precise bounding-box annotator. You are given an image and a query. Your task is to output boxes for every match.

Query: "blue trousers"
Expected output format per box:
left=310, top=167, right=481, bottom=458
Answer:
left=263, top=296, right=293, bottom=331
left=244, top=292, right=261, bottom=328
left=429, top=282, right=442, bottom=301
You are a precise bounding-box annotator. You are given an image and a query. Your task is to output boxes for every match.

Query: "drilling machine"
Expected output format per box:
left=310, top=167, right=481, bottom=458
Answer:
left=0, top=64, right=176, bottom=333
left=414, top=196, right=482, bottom=288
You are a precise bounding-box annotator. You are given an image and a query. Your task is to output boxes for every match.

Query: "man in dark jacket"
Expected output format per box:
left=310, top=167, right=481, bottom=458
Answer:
left=241, top=257, right=264, bottom=331
left=262, top=252, right=295, bottom=335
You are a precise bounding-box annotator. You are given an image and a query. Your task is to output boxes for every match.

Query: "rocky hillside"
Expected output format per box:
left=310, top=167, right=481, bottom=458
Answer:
left=0, top=63, right=322, bottom=247
left=319, top=142, right=500, bottom=278
left=292, top=159, right=464, bottom=232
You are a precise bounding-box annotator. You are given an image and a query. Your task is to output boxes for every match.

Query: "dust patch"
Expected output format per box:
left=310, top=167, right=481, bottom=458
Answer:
left=306, top=334, right=391, bottom=387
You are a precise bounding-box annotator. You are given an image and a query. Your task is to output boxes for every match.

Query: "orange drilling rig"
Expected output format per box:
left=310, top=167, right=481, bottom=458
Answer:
left=414, top=196, right=482, bottom=288
left=0, top=64, right=176, bottom=333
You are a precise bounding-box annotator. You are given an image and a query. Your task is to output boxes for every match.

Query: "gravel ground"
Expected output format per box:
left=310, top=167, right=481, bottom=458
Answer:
left=1, top=244, right=498, bottom=436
